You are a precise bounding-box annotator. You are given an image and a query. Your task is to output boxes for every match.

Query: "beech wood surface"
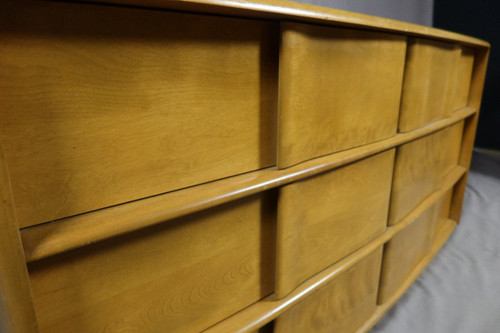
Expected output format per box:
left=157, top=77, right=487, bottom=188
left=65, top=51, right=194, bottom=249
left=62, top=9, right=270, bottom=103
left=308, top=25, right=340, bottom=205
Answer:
left=28, top=193, right=276, bottom=333
left=0, top=0, right=278, bottom=228
left=274, top=248, right=383, bottom=333
left=21, top=108, right=475, bottom=263
left=388, top=121, right=464, bottom=225
left=278, top=22, right=405, bottom=167
left=276, top=150, right=393, bottom=298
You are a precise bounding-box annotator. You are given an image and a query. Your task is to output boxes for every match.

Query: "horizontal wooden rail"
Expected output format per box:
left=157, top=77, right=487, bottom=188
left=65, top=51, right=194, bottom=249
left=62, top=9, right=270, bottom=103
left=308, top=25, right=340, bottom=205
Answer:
left=357, top=218, right=457, bottom=333
left=67, top=0, right=489, bottom=47
left=202, top=167, right=465, bottom=333
left=21, top=108, right=474, bottom=262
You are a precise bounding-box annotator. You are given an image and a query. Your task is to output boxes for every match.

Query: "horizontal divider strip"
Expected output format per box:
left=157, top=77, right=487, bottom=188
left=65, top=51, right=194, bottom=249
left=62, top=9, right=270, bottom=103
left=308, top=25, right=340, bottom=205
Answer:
left=202, top=167, right=465, bottom=333
left=74, top=0, right=489, bottom=47
left=21, top=108, right=475, bottom=262
left=356, top=218, right=457, bottom=333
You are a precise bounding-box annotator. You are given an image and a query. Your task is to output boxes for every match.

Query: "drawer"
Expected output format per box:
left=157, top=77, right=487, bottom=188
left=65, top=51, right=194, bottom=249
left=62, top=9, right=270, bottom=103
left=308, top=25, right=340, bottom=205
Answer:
left=27, top=193, right=276, bottom=333
left=452, top=46, right=475, bottom=111
left=399, top=38, right=462, bottom=132
left=276, top=150, right=394, bottom=297
left=378, top=190, right=453, bottom=303
left=278, top=22, right=406, bottom=168
left=274, top=247, right=383, bottom=333
left=388, top=121, right=464, bottom=225
left=0, top=0, right=278, bottom=227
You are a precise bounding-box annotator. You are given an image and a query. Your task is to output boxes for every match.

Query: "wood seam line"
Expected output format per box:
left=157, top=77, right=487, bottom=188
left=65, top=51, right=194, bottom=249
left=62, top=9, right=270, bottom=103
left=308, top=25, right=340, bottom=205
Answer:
left=202, top=168, right=465, bottom=333
left=21, top=109, right=474, bottom=263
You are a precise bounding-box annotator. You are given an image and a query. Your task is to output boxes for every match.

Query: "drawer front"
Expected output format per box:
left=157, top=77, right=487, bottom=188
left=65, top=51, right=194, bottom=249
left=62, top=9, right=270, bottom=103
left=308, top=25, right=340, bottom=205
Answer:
left=388, top=121, right=464, bottom=225
left=379, top=190, right=452, bottom=303
left=276, top=150, right=394, bottom=297
left=452, top=46, right=475, bottom=111
left=399, top=38, right=462, bottom=132
left=28, top=193, right=276, bottom=333
left=0, top=0, right=278, bottom=227
left=278, top=22, right=406, bottom=168
left=274, top=247, right=383, bottom=333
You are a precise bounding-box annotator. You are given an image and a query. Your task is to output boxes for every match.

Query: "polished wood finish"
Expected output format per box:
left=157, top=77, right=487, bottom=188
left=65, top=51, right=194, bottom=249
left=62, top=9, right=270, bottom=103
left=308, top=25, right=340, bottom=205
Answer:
left=0, top=0, right=489, bottom=332
left=379, top=189, right=453, bottom=303
left=0, top=0, right=278, bottom=227
left=0, top=143, right=38, bottom=333
left=274, top=248, right=382, bottom=333
left=21, top=107, right=475, bottom=263
left=276, top=151, right=393, bottom=298
left=278, top=22, right=405, bottom=167
left=388, top=121, right=464, bottom=225
left=399, top=38, right=461, bottom=132
left=28, top=193, right=276, bottom=333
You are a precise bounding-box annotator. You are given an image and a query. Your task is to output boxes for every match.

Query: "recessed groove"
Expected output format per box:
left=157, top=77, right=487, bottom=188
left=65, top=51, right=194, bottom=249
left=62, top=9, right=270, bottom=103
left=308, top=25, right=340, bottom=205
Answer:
left=21, top=109, right=474, bottom=262
left=202, top=168, right=464, bottom=333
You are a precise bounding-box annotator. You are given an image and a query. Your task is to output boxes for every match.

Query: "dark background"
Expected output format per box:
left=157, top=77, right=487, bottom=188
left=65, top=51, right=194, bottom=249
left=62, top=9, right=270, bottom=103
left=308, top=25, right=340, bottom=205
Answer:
left=434, top=1, right=500, bottom=150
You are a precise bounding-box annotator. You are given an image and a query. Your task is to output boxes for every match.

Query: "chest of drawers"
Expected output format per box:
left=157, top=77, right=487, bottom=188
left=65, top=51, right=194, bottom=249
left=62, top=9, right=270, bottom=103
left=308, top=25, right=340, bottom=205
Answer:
left=0, top=0, right=489, bottom=332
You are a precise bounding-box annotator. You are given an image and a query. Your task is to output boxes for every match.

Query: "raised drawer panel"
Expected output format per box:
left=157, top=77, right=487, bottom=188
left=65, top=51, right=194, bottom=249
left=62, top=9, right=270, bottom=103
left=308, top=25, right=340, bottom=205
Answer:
left=276, top=150, right=394, bottom=298
left=399, top=38, right=461, bottom=132
left=378, top=190, right=453, bottom=303
left=452, top=46, right=475, bottom=111
left=278, top=22, right=406, bottom=168
left=274, top=247, right=383, bottom=333
left=27, top=193, right=276, bottom=333
left=388, top=121, right=464, bottom=225
left=0, top=0, right=278, bottom=228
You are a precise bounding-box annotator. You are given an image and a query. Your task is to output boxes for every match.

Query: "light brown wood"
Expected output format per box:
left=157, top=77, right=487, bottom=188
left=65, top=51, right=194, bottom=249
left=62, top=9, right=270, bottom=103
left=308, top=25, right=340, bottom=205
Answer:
left=450, top=47, right=490, bottom=221
left=388, top=121, right=464, bottom=225
left=203, top=165, right=465, bottom=333
left=276, top=150, right=394, bottom=298
left=21, top=107, right=475, bottom=263
left=278, top=22, right=405, bottom=167
left=0, top=0, right=278, bottom=228
left=399, top=38, right=461, bottom=132
left=27, top=193, right=276, bottom=333
left=379, top=189, right=453, bottom=303
left=357, top=218, right=457, bottom=333
left=452, top=46, right=475, bottom=110
left=274, top=248, right=383, bottom=333
left=73, top=0, right=489, bottom=47
left=0, top=141, right=38, bottom=333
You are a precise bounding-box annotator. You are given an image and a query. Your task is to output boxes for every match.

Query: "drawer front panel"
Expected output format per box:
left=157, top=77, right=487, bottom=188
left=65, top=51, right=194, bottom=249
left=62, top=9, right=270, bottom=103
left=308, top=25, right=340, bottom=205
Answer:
left=278, top=22, right=406, bottom=168
left=28, top=193, right=276, bottom=333
left=276, top=150, right=394, bottom=297
left=0, top=0, right=278, bottom=227
left=388, top=121, right=464, bottom=225
left=379, top=190, right=452, bottom=303
left=274, top=247, right=383, bottom=333
left=399, top=38, right=462, bottom=132
left=452, top=46, right=475, bottom=111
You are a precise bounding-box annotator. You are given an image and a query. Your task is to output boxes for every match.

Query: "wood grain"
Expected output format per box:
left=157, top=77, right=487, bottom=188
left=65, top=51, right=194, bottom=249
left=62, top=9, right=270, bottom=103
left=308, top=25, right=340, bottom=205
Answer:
left=204, top=166, right=466, bottom=333
left=0, top=0, right=278, bottom=227
left=379, top=189, right=453, bottom=303
left=28, top=193, right=277, bottom=333
left=278, top=22, right=405, bottom=167
left=274, top=248, right=382, bottom=333
left=72, top=0, right=489, bottom=47
left=0, top=141, right=38, bottom=333
left=276, top=150, right=394, bottom=298
left=21, top=107, right=476, bottom=263
left=399, top=38, right=461, bottom=132
left=388, top=121, right=464, bottom=225
left=452, top=46, right=475, bottom=111
left=357, top=218, right=457, bottom=333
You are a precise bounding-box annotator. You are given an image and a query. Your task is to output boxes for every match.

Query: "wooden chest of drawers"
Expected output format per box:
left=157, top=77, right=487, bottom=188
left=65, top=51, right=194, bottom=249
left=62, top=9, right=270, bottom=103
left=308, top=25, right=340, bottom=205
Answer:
left=0, top=0, right=489, bottom=332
